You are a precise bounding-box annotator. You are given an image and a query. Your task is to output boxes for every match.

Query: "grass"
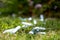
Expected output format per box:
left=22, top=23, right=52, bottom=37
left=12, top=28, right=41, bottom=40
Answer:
left=0, top=30, right=60, bottom=40
left=0, top=16, right=60, bottom=40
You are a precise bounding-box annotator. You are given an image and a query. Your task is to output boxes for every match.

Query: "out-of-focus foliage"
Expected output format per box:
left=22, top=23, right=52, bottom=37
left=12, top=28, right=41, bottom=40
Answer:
left=0, top=0, right=60, bottom=17
left=0, top=0, right=18, bottom=15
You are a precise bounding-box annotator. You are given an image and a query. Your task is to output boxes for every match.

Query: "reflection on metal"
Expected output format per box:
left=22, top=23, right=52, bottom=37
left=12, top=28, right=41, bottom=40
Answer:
left=28, top=17, right=32, bottom=21
left=3, top=26, right=21, bottom=34
left=22, top=22, right=33, bottom=26
left=33, top=19, right=37, bottom=24
left=40, top=14, right=44, bottom=21
left=29, top=27, right=46, bottom=34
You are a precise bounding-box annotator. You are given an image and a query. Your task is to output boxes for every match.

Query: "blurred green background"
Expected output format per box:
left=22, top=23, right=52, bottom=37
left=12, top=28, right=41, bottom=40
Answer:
left=0, top=0, right=60, bottom=40
left=0, top=0, right=60, bottom=18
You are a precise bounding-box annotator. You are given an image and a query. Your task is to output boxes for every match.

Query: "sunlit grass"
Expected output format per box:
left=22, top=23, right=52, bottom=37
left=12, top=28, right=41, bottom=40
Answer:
left=0, top=30, right=60, bottom=40
left=0, top=17, right=60, bottom=40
